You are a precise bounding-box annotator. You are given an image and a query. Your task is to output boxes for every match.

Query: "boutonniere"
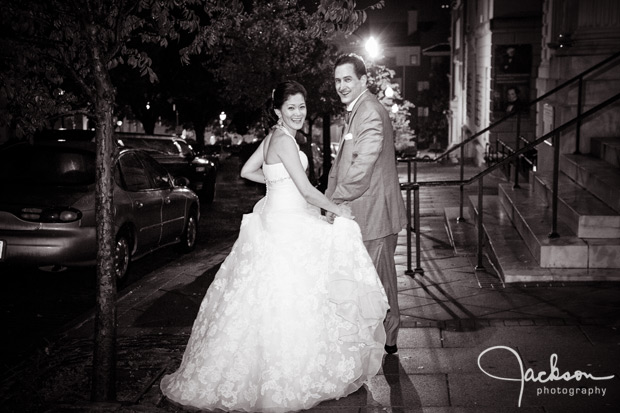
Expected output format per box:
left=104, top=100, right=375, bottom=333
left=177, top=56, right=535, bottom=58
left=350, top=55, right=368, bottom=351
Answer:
left=343, top=133, right=353, bottom=141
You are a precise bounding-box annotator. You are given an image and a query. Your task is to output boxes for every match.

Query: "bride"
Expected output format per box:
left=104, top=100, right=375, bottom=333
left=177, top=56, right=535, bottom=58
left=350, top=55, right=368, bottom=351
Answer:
left=160, top=80, right=389, bottom=412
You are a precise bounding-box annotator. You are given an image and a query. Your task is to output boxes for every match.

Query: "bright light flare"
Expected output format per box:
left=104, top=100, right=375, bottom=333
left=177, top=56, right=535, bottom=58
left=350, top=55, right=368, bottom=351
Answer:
left=365, top=37, right=380, bottom=59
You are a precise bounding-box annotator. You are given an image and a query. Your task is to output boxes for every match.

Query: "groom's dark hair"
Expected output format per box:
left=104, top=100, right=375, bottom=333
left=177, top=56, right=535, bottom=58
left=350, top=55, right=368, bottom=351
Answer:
left=335, top=53, right=367, bottom=79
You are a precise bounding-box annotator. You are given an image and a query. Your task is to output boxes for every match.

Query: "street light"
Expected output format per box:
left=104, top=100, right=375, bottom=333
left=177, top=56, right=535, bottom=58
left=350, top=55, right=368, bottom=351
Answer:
left=365, top=36, right=380, bottom=60
left=219, top=111, right=226, bottom=132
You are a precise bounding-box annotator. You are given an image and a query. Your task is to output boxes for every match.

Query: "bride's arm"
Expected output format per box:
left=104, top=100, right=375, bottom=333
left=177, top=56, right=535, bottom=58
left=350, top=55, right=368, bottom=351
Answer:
left=240, top=139, right=266, bottom=184
left=273, top=133, right=351, bottom=218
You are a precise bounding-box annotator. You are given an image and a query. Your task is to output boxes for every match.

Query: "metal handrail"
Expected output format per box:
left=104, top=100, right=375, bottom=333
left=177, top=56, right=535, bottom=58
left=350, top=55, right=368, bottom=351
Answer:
left=431, top=50, right=620, bottom=164
left=401, top=91, right=620, bottom=191
left=400, top=90, right=620, bottom=275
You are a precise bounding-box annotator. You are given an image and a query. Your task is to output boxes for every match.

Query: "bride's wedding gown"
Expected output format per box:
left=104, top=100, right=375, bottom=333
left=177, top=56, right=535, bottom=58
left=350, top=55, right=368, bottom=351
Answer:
left=160, top=139, right=389, bottom=412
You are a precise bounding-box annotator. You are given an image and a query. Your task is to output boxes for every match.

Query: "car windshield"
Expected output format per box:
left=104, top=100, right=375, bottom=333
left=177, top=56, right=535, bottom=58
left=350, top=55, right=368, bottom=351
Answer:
left=0, top=145, right=96, bottom=186
left=120, top=138, right=180, bottom=156
left=176, top=140, right=194, bottom=157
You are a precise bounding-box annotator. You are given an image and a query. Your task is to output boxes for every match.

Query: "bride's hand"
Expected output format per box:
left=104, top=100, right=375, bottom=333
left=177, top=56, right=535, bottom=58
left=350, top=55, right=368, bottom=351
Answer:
left=337, top=204, right=354, bottom=220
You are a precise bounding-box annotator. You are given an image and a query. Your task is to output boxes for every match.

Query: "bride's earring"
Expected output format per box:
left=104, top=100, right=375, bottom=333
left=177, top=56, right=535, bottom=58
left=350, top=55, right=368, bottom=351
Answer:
left=277, top=117, right=283, bottom=127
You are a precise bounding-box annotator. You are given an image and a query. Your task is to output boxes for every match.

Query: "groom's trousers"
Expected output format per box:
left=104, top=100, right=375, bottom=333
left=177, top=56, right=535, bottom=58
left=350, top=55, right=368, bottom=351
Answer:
left=364, top=233, right=400, bottom=347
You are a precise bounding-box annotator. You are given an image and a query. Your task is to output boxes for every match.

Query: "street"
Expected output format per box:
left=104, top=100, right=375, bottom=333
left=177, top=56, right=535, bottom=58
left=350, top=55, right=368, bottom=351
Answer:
left=0, top=154, right=265, bottom=372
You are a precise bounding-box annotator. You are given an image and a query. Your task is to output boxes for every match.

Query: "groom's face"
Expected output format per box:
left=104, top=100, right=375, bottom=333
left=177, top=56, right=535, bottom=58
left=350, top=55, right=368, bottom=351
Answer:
left=334, top=63, right=366, bottom=106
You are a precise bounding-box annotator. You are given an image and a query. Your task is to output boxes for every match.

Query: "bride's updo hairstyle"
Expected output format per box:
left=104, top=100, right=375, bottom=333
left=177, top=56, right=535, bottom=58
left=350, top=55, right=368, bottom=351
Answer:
left=272, top=80, right=307, bottom=111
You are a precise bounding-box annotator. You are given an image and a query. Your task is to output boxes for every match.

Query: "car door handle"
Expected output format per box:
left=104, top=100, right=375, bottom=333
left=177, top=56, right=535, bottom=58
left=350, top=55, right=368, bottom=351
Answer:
left=135, top=201, right=144, bottom=209
left=164, top=197, right=171, bottom=204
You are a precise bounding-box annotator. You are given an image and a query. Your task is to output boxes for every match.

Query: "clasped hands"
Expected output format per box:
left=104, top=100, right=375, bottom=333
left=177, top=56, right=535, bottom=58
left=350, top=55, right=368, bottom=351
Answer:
left=327, top=202, right=353, bottom=223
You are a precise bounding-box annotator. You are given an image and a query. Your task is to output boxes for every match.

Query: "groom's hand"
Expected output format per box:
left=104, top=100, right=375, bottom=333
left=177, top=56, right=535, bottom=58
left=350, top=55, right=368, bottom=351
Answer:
left=326, top=211, right=336, bottom=223
left=338, top=204, right=354, bottom=219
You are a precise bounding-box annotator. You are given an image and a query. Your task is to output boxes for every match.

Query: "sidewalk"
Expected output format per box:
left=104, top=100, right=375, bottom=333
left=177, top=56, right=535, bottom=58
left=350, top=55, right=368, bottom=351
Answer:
left=4, top=162, right=620, bottom=412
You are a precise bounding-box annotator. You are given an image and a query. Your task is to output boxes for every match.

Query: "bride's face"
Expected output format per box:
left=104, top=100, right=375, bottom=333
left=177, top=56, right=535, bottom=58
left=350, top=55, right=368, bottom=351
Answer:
left=276, top=93, right=306, bottom=131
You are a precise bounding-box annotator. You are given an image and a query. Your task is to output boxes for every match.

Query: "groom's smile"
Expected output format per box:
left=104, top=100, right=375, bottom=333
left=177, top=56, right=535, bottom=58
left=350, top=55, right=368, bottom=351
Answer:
left=334, top=62, right=366, bottom=105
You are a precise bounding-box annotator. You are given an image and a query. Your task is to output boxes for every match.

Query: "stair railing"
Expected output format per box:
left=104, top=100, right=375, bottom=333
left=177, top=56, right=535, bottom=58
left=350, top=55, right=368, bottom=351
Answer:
left=399, top=49, right=620, bottom=276
left=434, top=51, right=620, bottom=208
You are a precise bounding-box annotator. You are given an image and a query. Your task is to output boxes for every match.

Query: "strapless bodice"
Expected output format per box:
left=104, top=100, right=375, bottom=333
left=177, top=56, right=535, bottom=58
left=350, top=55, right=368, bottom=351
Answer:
left=261, top=151, right=308, bottom=213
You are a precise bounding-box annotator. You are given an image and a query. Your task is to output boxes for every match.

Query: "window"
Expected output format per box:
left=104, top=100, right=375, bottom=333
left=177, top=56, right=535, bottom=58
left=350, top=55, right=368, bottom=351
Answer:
left=138, top=152, right=172, bottom=190
left=417, top=107, right=429, bottom=117
left=118, top=152, right=151, bottom=191
left=417, top=81, right=430, bottom=91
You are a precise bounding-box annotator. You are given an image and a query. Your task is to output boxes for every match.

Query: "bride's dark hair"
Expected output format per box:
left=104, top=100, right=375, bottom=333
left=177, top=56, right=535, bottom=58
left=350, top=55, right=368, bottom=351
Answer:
left=262, top=80, right=307, bottom=131
left=272, top=80, right=307, bottom=111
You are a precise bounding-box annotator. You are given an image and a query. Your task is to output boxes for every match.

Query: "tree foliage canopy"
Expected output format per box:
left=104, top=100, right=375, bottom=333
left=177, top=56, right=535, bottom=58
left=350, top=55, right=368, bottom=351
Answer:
left=208, top=0, right=384, bottom=132
left=0, top=0, right=243, bottom=137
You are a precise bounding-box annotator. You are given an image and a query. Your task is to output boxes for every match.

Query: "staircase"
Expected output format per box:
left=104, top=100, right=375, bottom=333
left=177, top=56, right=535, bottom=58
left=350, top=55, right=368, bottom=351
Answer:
left=464, top=137, right=620, bottom=282
left=434, top=52, right=620, bottom=284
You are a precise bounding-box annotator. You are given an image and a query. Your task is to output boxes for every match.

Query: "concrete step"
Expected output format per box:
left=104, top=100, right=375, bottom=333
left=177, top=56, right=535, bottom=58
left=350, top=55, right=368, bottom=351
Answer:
left=444, top=206, right=476, bottom=256
left=561, top=153, right=620, bottom=213
left=532, top=171, right=620, bottom=238
left=499, top=183, right=620, bottom=269
left=591, top=137, right=620, bottom=168
left=498, top=183, right=589, bottom=268
left=458, top=197, right=620, bottom=283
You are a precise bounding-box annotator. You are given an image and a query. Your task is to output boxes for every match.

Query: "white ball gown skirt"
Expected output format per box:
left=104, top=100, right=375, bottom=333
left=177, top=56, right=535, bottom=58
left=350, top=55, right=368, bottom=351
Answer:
left=161, top=162, right=389, bottom=412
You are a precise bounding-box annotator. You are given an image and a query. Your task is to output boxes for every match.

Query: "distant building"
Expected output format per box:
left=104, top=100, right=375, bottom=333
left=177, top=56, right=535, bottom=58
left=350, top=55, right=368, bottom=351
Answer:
left=335, top=0, right=452, bottom=149
left=448, top=0, right=620, bottom=166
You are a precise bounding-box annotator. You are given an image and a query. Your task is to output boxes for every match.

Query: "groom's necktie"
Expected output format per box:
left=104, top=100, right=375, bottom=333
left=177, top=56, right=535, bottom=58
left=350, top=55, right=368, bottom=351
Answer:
left=344, top=111, right=351, bottom=125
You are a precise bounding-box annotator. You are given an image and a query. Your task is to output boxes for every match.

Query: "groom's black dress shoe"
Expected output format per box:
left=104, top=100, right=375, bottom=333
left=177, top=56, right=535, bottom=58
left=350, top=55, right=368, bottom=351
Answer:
left=384, top=344, right=398, bottom=354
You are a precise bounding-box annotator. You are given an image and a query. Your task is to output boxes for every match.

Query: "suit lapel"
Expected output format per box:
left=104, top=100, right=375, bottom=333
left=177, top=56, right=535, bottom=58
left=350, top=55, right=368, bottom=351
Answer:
left=333, top=124, right=346, bottom=168
left=333, top=91, right=371, bottom=175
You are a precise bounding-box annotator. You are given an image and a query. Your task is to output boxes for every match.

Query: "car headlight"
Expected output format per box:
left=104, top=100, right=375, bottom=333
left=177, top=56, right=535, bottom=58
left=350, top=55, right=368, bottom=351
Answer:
left=20, top=207, right=82, bottom=223
left=195, top=166, right=206, bottom=172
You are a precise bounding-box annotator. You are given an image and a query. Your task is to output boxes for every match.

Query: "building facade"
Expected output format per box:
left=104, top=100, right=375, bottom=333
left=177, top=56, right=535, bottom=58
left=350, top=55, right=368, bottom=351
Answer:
left=449, top=0, right=620, bottom=166
left=448, top=0, right=620, bottom=281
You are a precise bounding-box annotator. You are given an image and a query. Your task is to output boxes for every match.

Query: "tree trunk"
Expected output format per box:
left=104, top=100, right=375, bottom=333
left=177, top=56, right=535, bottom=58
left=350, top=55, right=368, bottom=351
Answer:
left=90, top=40, right=118, bottom=402
left=319, top=113, right=332, bottom=192
left=193, top=118, right=206, bottom=153
left=142, top=120, right=156, bottom=135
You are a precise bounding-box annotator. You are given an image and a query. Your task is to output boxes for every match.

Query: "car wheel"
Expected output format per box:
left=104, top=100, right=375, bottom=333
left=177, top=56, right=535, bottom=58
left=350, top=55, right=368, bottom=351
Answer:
left=178, top=211, right=198, bottom=253
left=114, top=232, right=131, bottom=285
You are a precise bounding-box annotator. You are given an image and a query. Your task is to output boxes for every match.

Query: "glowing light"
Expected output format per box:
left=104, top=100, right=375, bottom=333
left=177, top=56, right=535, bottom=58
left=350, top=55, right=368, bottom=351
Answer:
left=385, top=86, right=394, bottom=98
left=365, top=37, right=380, bottom=59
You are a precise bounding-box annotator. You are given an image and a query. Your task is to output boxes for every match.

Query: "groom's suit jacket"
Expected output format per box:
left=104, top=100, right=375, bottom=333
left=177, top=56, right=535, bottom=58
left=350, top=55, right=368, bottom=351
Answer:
left=326, top=91, right=407, bottom=241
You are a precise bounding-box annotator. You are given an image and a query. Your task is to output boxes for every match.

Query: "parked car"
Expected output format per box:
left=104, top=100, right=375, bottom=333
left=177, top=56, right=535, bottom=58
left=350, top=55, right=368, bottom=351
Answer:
left=202, top=144, right=226, bottom=169
left=116, top=133, right=217, bottom=204
left=0, top=139, right=200, bottom=284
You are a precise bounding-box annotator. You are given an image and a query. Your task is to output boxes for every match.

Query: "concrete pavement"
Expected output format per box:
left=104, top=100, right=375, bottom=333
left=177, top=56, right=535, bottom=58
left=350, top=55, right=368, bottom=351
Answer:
left=2, top=159, right=619, bottom=412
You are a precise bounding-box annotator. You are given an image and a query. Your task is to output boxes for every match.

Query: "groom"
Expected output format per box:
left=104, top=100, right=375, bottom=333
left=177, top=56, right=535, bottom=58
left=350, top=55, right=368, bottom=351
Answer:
left=326, top=53, right=407, bottom=354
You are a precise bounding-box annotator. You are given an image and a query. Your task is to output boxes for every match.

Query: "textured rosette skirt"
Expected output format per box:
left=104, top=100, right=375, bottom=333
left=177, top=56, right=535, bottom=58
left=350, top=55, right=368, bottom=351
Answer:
left=160, top=203, right=389, bottom=412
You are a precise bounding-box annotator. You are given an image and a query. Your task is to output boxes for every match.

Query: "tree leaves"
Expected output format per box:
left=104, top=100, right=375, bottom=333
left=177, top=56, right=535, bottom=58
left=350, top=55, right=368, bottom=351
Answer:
left=0, top=0, right=242, bottom=134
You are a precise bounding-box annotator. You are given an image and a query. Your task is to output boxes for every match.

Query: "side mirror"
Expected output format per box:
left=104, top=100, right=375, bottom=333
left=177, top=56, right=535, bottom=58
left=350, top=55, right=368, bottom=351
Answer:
left=175, top=176, right=190, bottom=187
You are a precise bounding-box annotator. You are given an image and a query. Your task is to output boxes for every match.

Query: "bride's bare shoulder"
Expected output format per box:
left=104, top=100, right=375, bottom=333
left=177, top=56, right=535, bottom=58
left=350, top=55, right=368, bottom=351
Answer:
left=269, top=129, right=296, bottom=149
